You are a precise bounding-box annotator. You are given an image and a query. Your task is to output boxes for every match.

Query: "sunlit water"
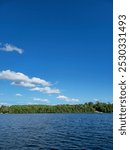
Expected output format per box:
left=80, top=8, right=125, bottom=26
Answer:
left=0, top=113, right=112, bottom=150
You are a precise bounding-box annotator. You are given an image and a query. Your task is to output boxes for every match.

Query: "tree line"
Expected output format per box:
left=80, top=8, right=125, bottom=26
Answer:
left=0, top=102, right=113, bottom=114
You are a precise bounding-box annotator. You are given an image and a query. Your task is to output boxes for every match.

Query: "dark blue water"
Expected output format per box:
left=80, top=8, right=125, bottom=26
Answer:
left=0, top=113, right=112, bottom=150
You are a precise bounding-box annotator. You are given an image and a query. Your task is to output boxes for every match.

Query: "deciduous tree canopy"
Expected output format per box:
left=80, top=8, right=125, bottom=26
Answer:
left=0, top=102, right=113, bottom=114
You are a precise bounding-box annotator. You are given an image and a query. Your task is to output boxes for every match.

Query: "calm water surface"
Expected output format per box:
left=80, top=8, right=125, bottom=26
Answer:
left=0, top=113, right=112, bottom=150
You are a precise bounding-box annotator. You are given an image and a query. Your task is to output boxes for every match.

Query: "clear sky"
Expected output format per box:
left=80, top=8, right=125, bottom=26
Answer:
left=0, top=0, right=112, bottom=105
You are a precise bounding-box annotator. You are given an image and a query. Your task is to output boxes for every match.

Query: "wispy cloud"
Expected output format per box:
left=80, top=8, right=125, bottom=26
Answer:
left=15, top=93, right=23, bottom=97
left=93, top=98, right=111, bottom=103
left=30, top=87, right=60, bottom=94
left=0, top=102, right=10, bottom=106
left=0, top=70, right=61, bottom=97
left=57, top=95, right=79, bottom=103
left=33, top=97, right=49, bottom=103
left=0, top=70, right=51, bottom=88
left=27, top=102, right=39, bottom=105
left=11, top=81, right=35, bottom=88
left=0, top=43, right=23, bottom=54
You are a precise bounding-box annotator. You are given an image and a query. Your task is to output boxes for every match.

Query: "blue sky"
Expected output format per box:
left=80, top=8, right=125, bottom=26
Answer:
left=0, top=0, right=112, bottom=105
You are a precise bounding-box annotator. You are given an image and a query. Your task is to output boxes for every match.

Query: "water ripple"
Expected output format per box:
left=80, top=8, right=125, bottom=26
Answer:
left=0, top=113, right=112, bottom=150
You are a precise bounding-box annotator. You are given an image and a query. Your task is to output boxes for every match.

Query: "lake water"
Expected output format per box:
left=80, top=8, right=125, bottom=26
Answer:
left=0, top=113, right=112, bottom=150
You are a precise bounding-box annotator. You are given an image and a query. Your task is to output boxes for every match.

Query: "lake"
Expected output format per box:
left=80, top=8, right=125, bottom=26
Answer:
left=0, top=113, right=112, bottom=150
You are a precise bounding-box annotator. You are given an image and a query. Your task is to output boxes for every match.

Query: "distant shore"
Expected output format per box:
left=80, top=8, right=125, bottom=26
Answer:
left=0, top=102, right=113, bottom=114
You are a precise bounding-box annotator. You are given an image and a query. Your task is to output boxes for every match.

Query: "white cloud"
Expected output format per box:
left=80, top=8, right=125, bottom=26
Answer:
left=27, top=102, right=39, bottom=105
left=15, top=93, right=23, bottom=97
left=93, top=98, right=99, bottom=101
left=31, top=77, right=51, bottom=86
left=30, top=87, right=60, bottom=94
left=57, top=95, right=79, bottom=103
left=0, top=43, right=23, bottom=54
left=0, top=102, right=10, bottom=106
left=0, top=70, right=51, bottom=88
left=33, top=97, right=49, bottom=103
left=0, top=70, right=61, bottom=96
left=93, top=98, right=103, bottom=102
left=0, top=70, right=29, bottom=81
left=11, top=81, right=35, bottom=88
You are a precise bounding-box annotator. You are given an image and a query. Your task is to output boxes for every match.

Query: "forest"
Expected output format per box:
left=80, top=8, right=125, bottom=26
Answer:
left=0, top=102, right=113, bottom=114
